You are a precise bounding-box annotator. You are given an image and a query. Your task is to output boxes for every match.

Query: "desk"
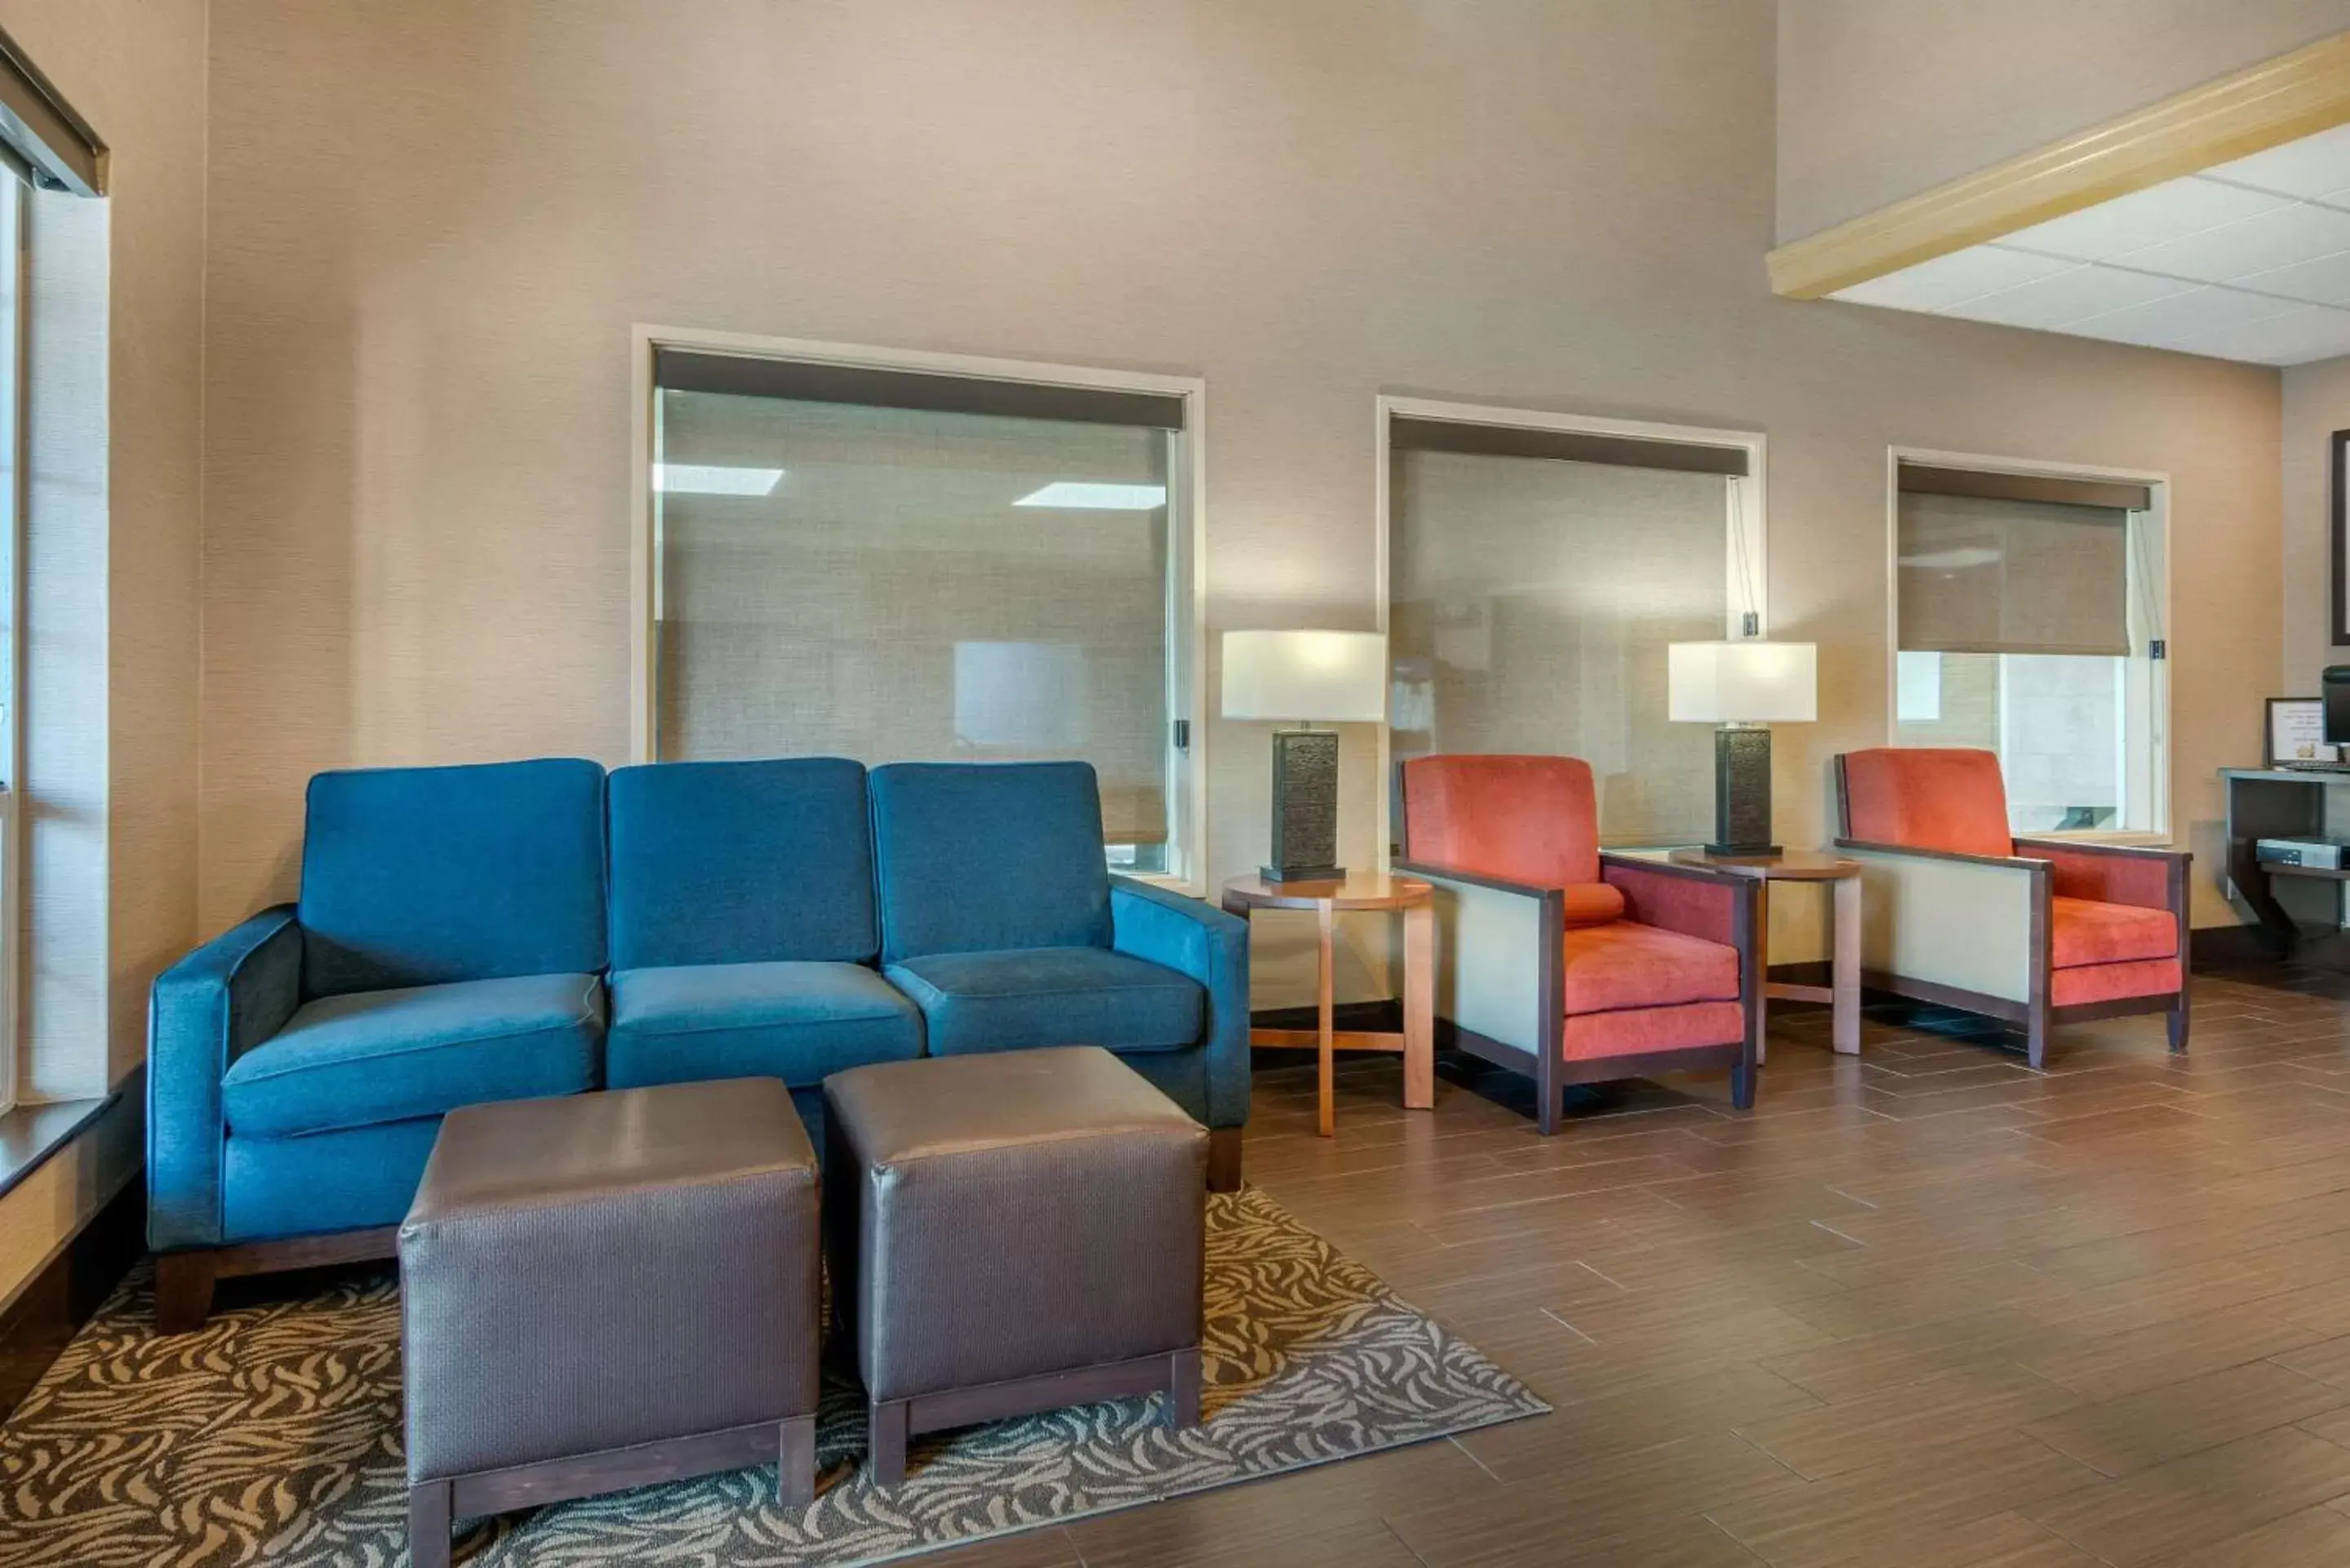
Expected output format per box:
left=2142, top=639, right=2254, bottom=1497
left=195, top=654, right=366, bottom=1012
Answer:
left=2219, top=766, right=2350, bottom=953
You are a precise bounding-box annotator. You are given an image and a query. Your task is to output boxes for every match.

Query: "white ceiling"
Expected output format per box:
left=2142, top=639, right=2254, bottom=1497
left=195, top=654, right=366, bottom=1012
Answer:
left=1828, top=122, right=2350, bottom=366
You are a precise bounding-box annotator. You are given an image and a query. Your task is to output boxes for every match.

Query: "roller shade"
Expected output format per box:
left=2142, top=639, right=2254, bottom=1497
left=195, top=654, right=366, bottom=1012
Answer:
left=1898, top=462, right=2150, bottom=513
left=0, top=23, right=102, bottom=196
left=1391, top=415, right=1748, bottom=476
left=1897, top=490, right=2130, bottom=658
left=655, top=348, right=1184, bottom=430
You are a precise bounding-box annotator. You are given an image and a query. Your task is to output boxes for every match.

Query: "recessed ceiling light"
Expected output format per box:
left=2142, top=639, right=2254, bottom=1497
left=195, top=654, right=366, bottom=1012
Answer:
left=655, top=464, right=784, bottom=495
left=1014, top=482, right=1168, bottom=510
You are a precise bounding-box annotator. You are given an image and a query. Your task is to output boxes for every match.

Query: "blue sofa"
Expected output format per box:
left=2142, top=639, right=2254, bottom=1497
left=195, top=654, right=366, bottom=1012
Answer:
left=148, top=755, right=1246, bottom=1330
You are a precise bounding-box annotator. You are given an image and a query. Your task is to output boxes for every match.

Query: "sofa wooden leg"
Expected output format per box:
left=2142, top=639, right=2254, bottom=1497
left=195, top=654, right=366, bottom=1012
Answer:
left=868, top=1398, right=908, bottom=1487
left=777, top=1415, right=816, bottom=1506
left=2167, top=997, right=2190, bottom=1054
left=154, top=1250, right=216, bottom=1335
left=407, top=1479, right=452, bottom=1568
left=1206, top=1127, right=1243, bottom=1193
left=1168, top=1347, right=1202, bottom=1428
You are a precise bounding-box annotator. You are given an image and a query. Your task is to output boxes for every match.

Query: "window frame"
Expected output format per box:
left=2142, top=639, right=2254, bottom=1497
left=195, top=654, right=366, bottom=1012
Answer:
left=1375, top=395, right=1770, bottom=865
left=0, top=172, right=23, bottom=1117
left=629, top=325, right=1209, bottom=892
left=1882, top=444, right=2172, bottom=842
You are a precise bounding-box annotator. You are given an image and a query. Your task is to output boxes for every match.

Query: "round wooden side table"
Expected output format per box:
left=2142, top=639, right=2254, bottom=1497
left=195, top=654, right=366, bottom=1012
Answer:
left=1667, top=849, right=1863, bottom=1059
left=1219, top=873, right=1434, bottom=1138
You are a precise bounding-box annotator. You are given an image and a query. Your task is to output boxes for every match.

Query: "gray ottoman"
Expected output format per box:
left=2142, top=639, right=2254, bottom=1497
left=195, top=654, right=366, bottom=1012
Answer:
left=824, top=1046, right=1206, bottom=1486
left=398, top=1079, right=820, bottom=1568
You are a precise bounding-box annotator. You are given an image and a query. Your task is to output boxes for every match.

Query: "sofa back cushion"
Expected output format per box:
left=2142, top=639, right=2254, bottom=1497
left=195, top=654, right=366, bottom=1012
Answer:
left=869, top=762, right=1111, bottom=962
left=300, top=757, right=608, bottom=997
left=1839, top=748, right=2015, bottom=859
left=607, top=757, right=877, bottom=969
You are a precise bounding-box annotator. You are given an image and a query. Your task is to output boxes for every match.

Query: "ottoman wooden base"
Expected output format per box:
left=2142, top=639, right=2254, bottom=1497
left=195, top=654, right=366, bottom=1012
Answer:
left=868, top=1348, right=1202, bottom=1487
left=410, top=1417, right=816, bottom=1568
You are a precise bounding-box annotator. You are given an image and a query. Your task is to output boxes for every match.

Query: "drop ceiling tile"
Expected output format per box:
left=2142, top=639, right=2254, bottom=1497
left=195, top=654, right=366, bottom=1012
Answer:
left=2117, top=200, right=2350, bottom=282
left=2164, top=304, right=2350, bottom=365
left=2057, top=284, right=2303, bottom=349
left=2203, top=122, right=2350, bottom=202
left=2000, top=176, right=2290, bottom=262
left=1831, top=246, right=2080, bottom=312
left=1949, top=260, right=2200, bottom=329
left=2232, top=246, right=2350, bottom=306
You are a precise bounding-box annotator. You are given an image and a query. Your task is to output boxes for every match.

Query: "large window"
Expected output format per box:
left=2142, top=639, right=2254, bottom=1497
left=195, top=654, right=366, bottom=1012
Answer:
left=1384, top=403, right=1764, bottom=848
left=0, top=169, right=19, bottom=1117
left=1891, top=458, right=2167, bottom=834
left=640, top=338, right=1201, bottom=880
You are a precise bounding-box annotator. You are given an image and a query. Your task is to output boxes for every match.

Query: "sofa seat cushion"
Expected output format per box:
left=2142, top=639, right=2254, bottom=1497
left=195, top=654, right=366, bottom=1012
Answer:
left=606, top=961, right=922, bottom=1090
left=223, top=973, right=602, bottom=1139
left=2050, top=896, right=2177, bottom=969
left=1562, top=921, right=1739, bottom=1015
left=886, top=947, right=1204, bottom=1058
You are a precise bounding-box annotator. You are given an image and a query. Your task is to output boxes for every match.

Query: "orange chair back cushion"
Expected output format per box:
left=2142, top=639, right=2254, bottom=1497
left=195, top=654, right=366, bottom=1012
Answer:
left=1840, top=748, right=2014, bottom=859
left=1400, top=756, right=1626, bottom=927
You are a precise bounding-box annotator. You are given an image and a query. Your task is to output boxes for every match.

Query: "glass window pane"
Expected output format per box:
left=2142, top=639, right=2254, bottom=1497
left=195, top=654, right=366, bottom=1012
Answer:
left=655, top=391, right=1174, bottom=871
left=1389, top=447, right=1730, bottom=846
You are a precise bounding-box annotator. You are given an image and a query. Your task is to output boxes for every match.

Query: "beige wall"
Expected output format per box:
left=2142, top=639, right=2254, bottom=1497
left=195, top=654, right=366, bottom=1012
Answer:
left=197, top=0, right=2281, bottom=972
left=1776, top=0, right=2350, bottom=242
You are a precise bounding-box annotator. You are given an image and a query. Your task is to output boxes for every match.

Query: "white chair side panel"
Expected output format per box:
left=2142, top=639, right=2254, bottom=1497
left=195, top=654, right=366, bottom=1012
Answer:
left=1848, top=851, right=2036, bottom=1003
left=1428, top=877, right=1545, bottom=1054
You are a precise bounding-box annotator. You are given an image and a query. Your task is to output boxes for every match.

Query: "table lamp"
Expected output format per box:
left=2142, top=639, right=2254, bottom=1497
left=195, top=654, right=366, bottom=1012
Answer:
left=1668, top=638, right=1818, bottom=857
left=1222, top=630, right=1387, bottom=882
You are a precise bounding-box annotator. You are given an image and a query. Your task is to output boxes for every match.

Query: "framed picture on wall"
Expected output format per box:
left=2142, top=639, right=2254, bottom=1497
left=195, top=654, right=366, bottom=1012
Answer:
left=2268, top=696, right=2339, bottom=766
left=2334, top=430, right=2350, bottom=643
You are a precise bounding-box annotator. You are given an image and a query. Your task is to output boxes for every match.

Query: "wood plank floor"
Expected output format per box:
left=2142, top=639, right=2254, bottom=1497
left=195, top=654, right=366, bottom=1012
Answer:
left=941, top=967, right=2350, bottom=1566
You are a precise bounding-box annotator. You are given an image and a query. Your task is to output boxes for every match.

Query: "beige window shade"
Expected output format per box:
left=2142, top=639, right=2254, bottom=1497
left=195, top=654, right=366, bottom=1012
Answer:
left=1388, top=449, right=1730, bottom=845
left=655, top=392, right=1171, bottom=846
left=1897, top=490, right=2130, bottom=658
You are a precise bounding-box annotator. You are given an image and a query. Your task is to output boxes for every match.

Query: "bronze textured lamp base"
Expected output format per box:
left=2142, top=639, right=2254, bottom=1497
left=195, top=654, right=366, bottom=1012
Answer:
left=1708, top=725, right=1779, bottom=858
left=1264, top=728, right=1344, bottom=883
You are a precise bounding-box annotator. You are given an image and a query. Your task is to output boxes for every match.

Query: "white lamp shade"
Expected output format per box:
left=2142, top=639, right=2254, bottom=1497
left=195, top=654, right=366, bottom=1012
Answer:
left=1221, top=630, right=1388, bottom=722
left=1668, top=640, right=1818, bottom=723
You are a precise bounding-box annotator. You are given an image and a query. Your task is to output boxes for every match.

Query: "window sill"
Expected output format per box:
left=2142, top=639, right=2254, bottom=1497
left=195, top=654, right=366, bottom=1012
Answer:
left=0, top=1095, right=116, bottom=1206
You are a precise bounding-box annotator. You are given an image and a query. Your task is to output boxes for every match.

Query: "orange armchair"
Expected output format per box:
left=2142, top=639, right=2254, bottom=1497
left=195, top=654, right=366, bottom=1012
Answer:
left=1395, top=755, right=1762, bottom=1134
left=1833, top=748, right=2188, bottom=1068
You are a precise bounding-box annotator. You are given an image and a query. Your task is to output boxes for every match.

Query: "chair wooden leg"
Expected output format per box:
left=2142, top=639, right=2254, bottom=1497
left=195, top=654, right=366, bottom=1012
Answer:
left=2167, top=996, right=2190, bottom=1054
left=868, top=1398, right=908, bottom=1487
left=1167, top=1347, right=1202, bottom=1428
left=154, top=1250, right=216, bottom=1335
left=2026, top=1007, right=2050, bottom=1071
left=1731, top=1040, right=1757, bottom=1111
left=407, top=1480, right=452, bottom=1568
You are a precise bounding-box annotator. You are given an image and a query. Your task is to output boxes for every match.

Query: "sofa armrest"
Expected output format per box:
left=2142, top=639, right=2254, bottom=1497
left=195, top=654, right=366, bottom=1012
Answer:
left=2014, top=837, right=2190, bottom=914
left=1834, top=840, right=2046, bottom=1004
left=1110, top=879, right=1251, bottom=1130
left=147, top=905, right=303, bottom=1250
left=1395, top=860, right=1561, bottom=1062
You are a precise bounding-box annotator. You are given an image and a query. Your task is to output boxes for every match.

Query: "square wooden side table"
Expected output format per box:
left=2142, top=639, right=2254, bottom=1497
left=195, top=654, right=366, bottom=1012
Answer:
left=1219, top=873, right=1435, bottom=1137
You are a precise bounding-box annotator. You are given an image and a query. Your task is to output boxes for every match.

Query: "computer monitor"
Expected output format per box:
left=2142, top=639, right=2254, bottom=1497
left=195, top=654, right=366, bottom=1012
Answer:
left=2326, top=666, right=2350, bottom=746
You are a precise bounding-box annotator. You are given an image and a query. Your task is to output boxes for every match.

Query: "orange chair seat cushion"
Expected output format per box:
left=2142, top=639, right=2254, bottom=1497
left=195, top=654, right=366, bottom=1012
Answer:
left=1562, top=920, right=1740, bottom=1015
left=1562, top=882, right=1627, bottom=926
left=2050, top=957, right=2181, bottom=1007
left=2050, top=896, right=2177, bottom=969
left=1561, top=999, right=1745, bottom=1060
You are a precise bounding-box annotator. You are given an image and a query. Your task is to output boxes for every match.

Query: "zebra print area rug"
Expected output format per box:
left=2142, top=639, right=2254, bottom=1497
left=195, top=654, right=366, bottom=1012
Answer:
left=0, top=1188, right=1543, bottom=1566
